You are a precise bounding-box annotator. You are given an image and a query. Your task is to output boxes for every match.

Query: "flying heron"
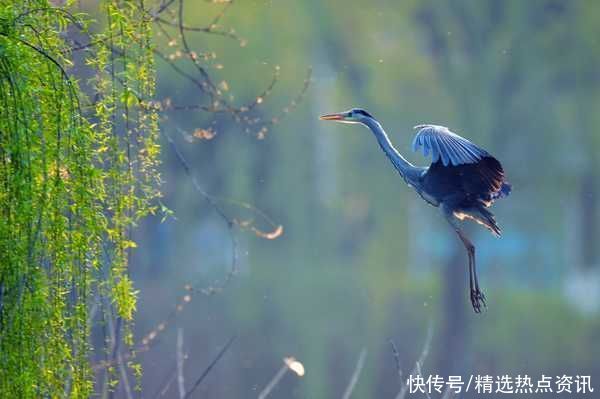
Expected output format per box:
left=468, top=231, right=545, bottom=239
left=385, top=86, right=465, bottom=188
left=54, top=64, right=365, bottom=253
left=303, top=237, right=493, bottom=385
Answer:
left=320, top=108, right=511, bottom=313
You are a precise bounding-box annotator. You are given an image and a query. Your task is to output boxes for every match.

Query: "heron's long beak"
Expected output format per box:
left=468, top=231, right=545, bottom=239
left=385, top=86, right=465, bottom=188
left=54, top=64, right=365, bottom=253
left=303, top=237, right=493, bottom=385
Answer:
left=319, top=112, right=346, bottom=121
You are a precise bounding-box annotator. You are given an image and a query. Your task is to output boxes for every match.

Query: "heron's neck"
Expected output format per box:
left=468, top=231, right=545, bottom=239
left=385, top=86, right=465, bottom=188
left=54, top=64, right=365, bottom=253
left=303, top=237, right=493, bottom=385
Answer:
left=363, top=118, right=420, bottom=185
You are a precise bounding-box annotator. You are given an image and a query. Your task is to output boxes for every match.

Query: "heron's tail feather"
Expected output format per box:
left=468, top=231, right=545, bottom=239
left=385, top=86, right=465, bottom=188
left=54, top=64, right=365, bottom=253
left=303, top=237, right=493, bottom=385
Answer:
left=454, top=205, right=502, bottom=237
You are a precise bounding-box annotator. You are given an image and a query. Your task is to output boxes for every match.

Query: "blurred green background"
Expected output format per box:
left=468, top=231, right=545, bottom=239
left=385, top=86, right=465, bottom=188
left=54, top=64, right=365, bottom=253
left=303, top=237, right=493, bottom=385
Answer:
left=128, top=1, right=600, bottom=397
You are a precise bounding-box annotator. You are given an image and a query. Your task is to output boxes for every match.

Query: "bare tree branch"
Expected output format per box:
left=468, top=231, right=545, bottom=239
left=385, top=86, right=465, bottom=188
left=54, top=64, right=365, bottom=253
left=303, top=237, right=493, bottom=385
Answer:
left=152, top=362, right=178, bottom=398
left=257, top=357, right=304, bottom=399
left=341, top=348, right=367, bottom=399
left=258, top=364, right=289, bottom=399
left=389, top=339, right=403, bottom=380
left=176, top=328, right=186, bottom=399
left=183, top=335, right=237, bottom=399
left=394, top=321, right=434, bottom=399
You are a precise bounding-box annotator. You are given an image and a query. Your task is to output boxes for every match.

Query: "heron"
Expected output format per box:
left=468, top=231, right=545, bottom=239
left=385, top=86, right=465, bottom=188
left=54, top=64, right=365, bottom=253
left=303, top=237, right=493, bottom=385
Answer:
left=320, top=108, right=511, bottom=313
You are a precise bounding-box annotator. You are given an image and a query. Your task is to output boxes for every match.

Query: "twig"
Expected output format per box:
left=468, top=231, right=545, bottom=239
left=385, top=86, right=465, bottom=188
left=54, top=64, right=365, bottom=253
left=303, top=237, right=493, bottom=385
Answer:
left=257, top=357, right=304, bottom=399
left=152, top=362, right=178, bottom=398
left=341, top=348, right=367, bottom=399
left=258, top=364, right=289, bottom=399
left=116, top=350, right=134, bottom=399
left=151, top=0, right=177, bottom=16
left=389, top=339, right=402, bottom=380
left=394, top=321, right=434, bottom=399
left=176, top=328, right=186, bottom=399
left=415, top=361, right=432, bottom=399
left=183, top=335, right=237, bottom=399
left=103, top=296, right=133, bottom=399
left=153, top=16, right=239, bottom=40
left=178, top=0, right=217, bottom=97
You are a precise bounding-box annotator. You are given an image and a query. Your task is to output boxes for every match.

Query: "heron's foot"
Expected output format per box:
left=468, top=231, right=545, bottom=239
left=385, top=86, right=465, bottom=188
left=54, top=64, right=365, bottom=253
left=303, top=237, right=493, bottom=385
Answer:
left=470, top=288, right=486, bottom=313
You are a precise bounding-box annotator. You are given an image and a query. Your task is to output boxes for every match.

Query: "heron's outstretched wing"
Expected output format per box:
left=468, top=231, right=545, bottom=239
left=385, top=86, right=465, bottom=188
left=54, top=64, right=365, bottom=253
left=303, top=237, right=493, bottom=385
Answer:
left=412, top=124, right=488, bottom=166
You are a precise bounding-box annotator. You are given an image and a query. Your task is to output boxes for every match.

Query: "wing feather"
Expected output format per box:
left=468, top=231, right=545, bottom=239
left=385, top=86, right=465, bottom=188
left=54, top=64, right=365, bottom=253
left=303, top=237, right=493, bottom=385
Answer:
left=421, top=133, right=429, bottom=156
left=447, top=137, right=467, bottom=161
left=437, top=136, right=449, bottom=165
left=446, top=134, right=469, bottom=162
left=440, top=134, right=459, bottom=165
left=412, top=124, right=488, bottom=166
left=430, top=134, right=442, bottom=164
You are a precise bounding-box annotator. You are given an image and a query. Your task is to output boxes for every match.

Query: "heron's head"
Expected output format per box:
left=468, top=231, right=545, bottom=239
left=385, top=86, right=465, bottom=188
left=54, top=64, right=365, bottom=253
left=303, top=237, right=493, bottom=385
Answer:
left=320, top=108, right=374, bottom=125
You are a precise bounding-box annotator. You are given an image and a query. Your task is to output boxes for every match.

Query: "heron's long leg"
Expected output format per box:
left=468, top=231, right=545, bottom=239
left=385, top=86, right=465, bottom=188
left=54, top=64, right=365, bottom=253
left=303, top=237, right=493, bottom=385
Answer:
left=456, top=229, right=486, bottom=313
left=442, top=205, right=486, bottom=313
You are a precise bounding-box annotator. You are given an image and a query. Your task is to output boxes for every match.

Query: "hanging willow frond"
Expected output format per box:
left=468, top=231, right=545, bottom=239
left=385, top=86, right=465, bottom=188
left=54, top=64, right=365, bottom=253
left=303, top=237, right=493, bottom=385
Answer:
left=0, top=1, right=161, bottom=397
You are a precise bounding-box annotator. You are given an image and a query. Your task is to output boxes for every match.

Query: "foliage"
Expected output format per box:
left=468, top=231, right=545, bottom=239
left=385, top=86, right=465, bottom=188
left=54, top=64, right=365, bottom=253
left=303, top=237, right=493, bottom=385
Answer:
left=0, top=0, right=160, bottom=396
